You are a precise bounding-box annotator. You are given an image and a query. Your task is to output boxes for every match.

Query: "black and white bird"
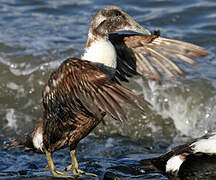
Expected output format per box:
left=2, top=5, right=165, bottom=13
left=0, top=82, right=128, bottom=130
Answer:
left=104, top=132, right=216, bottom=179
left=140, top=132, right=216, bottom=178
left=10, top=6, right=210, bottom=178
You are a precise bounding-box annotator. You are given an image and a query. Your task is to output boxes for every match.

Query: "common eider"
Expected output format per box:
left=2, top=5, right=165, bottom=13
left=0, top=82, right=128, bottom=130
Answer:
left=11, top=58, right=150, bottom=177
left=82, top=6, right=209, bottom=83
left=104, top=132, right=216, bottom=179
left=139, top=132, right=216, bottom=178
left=11, top=5, right=210, bottom=178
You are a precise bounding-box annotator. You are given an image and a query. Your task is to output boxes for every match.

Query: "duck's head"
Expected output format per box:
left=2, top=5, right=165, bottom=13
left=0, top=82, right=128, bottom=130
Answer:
left=89, top=6, right=151, bottom=38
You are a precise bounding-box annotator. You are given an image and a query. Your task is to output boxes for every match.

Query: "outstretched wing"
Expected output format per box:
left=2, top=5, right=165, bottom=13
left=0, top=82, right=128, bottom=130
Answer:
left=42, top=58, right=149, bottom=123
left=109, top=33, right=210, bottom=83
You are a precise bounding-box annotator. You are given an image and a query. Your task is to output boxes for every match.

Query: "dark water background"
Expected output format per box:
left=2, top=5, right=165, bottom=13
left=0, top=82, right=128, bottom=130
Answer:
left=0, top=0, right=216, bottom=179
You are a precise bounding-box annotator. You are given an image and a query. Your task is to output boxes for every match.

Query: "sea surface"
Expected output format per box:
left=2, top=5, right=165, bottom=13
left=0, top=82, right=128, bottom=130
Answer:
left=0, top=0, right=216, bottom=179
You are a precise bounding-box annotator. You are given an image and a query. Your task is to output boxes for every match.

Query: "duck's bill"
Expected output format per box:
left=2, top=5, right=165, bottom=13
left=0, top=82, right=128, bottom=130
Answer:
left=118, top=14, right=151, bottom=35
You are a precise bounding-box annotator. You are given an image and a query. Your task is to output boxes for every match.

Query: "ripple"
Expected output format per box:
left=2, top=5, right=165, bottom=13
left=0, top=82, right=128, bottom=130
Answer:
left=0, top=0, right=215, bottom=179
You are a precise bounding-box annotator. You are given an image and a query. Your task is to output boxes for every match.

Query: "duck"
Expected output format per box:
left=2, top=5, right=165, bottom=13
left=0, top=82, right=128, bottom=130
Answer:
left=104, top=132, right=216, bottom=179
left=139, top=132, right=216, bottom=179
left=81, top=6, right=209, bottom=83
left=11, top=57, right=149, bottom=178
left=10, top=5, right=210, bottom=178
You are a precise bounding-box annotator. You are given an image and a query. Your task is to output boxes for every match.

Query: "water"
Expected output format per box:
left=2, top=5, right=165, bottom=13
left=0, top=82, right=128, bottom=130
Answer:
left=0, top=0, right=216, bottom=179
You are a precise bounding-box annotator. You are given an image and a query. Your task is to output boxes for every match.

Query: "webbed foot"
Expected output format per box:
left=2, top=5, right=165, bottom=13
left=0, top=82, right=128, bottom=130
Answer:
left=66, top=149, right=97, bottom=177
left=45, top=150, right=72, bottom=177
left=66, top=164, right=97, bottom=176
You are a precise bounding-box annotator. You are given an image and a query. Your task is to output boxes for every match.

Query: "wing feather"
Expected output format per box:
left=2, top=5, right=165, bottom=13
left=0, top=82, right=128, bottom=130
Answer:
left=109, top=33, right=209, bottom=82
left=146, top=47, right=184, bottom=76
left=150, top=56, right=176, bottom=79
left=42, top=58, right=149, bottom=124
left=135, top=53, right=162, bottom=82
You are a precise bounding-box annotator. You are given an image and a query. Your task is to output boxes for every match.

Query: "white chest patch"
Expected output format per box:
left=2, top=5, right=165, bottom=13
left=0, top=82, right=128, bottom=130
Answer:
left=166, top=155, right=184, bottom=173
left=81, top=39, right=117, bottom=68
left=191, top=133, right=216, bottom=154
left=33, top=131, right=43, bottom=152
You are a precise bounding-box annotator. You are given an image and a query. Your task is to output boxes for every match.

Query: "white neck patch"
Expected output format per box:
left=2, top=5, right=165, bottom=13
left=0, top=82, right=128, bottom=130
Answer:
left=81, top=38, right=117, bottom=68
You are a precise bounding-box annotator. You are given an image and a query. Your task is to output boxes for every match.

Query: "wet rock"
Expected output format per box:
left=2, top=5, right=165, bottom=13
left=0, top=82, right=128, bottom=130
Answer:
left=1, top=175, right=86, bottom=180
left=18, top=170, right=28, bottom=175
left=103, top=164, right=166, bottom=180
left=103, top=155, right=216, bottom=180
left=103, top=171, right=124, bottom=180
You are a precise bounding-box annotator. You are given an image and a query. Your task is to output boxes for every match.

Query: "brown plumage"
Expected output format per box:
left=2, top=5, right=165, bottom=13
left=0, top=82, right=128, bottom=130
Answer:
left=109, top=33, right=209, bottom=83
left=11, top=5, right=210, bottom=178
left=42, top=58, right=149, bottom=152
left=82, top=6, right=210, bottom=83
left=11, top=58, right=149, bottom=177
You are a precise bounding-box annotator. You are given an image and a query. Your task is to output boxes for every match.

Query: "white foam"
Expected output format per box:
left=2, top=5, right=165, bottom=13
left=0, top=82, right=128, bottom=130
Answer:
left=139, top=79, right=216, bottom=137
left=5, top=108, right=17, bottom=129
left=105, top=137, right=114, bottom=148
left=7, top=82, right=19, bottom=90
